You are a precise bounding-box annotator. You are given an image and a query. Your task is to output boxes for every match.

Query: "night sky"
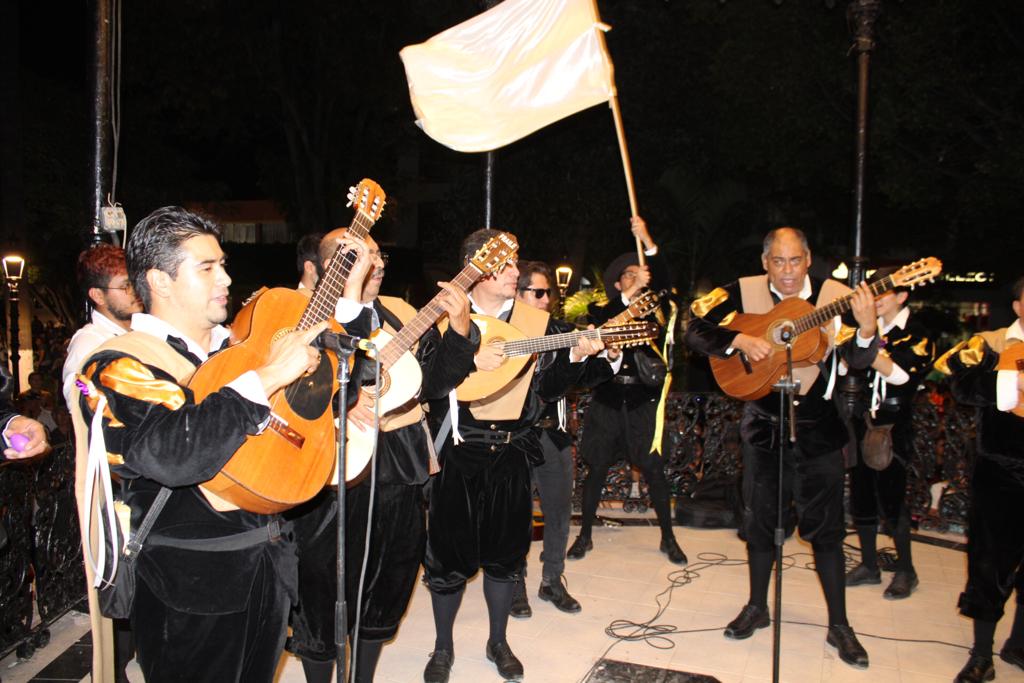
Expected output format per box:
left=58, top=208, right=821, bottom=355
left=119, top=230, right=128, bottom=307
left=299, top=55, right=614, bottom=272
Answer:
left=7, top=0, right=1023, bottom=313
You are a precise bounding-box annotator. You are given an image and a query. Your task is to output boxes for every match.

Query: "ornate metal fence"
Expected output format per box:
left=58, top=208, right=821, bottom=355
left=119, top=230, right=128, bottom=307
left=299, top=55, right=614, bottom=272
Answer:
left=571, top=389, right=978, bottom=533
left=0, top=441, right=85, bottom=661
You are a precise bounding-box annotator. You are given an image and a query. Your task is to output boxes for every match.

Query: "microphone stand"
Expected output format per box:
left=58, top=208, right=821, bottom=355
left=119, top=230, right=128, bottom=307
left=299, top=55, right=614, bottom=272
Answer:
left=770, top=330, right=799, bottom=683
left=331, top=343, right=355, bottom=683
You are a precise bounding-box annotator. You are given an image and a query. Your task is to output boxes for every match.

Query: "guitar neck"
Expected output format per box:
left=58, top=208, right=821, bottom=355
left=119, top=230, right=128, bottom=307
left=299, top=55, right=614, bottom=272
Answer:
left=501, top=329, right=602, bottom=358
left=377, top=264, right=484, bottom=369
left=792, top=276, right=894, bottom=335
left=296, top=212, right=375, bottom=330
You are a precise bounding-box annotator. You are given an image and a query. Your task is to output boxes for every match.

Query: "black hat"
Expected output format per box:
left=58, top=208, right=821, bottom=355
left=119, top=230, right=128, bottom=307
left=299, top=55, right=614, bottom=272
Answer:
left=602, top=252, right=640, bottom=292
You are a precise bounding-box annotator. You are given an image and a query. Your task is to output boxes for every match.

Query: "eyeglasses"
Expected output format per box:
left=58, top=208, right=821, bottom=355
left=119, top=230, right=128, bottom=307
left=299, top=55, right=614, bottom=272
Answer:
left=99, top=284, right=133, bottom=293
left=521, top=287, right=550, bottom=298
left=370, top=250, right=389, bottom=266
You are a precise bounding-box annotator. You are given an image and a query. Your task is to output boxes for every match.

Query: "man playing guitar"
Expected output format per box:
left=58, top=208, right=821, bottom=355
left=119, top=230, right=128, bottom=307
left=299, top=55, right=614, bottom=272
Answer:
left=421, top=229, right=605, bottom=683
left=73, top=207, right=368, bottom=682
left=937, top=276, right=1024, bottom=683
left=685, top=226, right=878, bottom=670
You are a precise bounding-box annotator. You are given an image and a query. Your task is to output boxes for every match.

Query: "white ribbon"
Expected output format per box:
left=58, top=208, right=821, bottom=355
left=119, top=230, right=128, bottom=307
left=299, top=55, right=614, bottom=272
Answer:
left=82, top=395, right=120, bottom=588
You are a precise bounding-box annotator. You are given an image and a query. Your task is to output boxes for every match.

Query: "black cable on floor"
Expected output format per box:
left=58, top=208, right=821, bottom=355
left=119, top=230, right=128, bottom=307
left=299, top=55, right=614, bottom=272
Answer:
left=577, top=548, right=969, bottom=683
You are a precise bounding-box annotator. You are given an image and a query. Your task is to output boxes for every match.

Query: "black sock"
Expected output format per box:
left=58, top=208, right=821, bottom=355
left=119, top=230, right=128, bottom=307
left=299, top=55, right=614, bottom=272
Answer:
left=748, top=548, right=772, bottom=610
left=301, top=658, right=334, bottom=683
left=973, top=619, right=997, bottom=658
left=351, top=638, right=384, bottom=683
left=855, top=524, right=878, bottom=570
left=646, top=471, right=675, bottom=541
left=483, top=575, right=514, bottom=646
left=579, top=465, right=608, bottom=539
left=430, top=587, right=464, bottom=653
left=1006, top=602, right=1024, bottom=648
left=892, top=515, right=913, bottom=572
left=814, top=545, right=848, bottom=626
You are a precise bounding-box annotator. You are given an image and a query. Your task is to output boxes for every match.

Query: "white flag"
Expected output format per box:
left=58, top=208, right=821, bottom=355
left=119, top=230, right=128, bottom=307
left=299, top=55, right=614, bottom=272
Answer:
left=400, top=0, right=615, bottom=153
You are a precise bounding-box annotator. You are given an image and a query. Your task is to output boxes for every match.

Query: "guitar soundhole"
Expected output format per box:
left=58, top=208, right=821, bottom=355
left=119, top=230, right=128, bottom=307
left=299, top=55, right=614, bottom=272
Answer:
left=365, top=370, right=391, bottom=399
left=284, top=350, right=334, bottom=420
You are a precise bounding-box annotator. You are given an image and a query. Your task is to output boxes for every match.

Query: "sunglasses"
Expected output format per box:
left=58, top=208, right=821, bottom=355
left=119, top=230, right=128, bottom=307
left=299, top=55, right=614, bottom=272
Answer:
left=521, top=287, right=550, bottom=298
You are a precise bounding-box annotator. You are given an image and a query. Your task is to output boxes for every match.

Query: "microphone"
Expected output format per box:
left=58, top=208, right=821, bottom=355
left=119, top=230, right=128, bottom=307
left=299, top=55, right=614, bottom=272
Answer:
left=314, top=330, right=375, bottom=353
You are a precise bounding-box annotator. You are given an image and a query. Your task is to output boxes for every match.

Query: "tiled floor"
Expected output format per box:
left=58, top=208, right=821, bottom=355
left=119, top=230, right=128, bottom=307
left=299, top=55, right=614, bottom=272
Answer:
left=2, top=522, right=1018, bottom=682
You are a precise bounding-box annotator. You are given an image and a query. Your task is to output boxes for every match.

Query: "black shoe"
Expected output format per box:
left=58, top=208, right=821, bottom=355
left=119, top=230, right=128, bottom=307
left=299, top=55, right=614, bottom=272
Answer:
left=826, top=625, right=869, bottom=669
left=660, top=537, right=688, bottom=565
left=1000, top=643, right=1024, bottom=670
left=845, top=563, right=882, bottom=586
left=538, top=576, right=582, bottom=613
left=955, top=652, right=995, bottom=682
left=510, top=577, right=531, bottom=619
left=566, top=535, right=592, bottom=560
left=724, top=604, right=770, bottom=640
left=883, top=570, right=919, bottom=600
left=485, top=640, right=524, bottom=681
left=423, top=649, right=454, bottom=683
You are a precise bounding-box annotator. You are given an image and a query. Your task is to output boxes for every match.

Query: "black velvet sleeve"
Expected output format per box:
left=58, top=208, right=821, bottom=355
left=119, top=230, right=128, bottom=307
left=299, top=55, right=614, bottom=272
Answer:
left=840, top=332, right=880, bottom=371
left=946, top=338, right=1000, bottom=407
left=419, top=322, right=481, bottom=401
left=81, top=350, right=270, bottom=487
left=535, top=319, right=589, bottom=402
left=884, top=319, right=935, bottom=388
left=684, top=281, right=742, bottom=358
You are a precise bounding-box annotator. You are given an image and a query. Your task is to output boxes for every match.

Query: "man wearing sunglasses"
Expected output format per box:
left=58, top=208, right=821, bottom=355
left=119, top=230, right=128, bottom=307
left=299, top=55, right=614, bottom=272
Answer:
left=507, top=261, right=618, bottom=620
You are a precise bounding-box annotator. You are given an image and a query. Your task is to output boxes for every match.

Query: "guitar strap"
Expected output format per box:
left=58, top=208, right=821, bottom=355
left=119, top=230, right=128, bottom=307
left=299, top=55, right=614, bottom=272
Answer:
left=738, top=275, right=850, bottom=396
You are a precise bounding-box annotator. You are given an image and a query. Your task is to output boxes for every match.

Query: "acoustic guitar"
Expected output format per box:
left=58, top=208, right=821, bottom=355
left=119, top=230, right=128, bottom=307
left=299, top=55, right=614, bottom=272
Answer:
left=452, top=319, right=660, bottom=402
left=343, top=232, right=520, bottom=481
left=604, top=289, right=662, bottom=326
left=709, top=257, right=943, bottom=401
left=997, top=343, right=1024, bottom=418
left=188, top=179, right=386, bottom=513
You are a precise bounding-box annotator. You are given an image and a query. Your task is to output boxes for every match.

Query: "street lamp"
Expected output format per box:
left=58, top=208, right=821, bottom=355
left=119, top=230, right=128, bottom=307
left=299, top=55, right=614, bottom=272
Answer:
left=3, top=255, right=25, bottom=396
left=554, top=264, right=573, bottom=300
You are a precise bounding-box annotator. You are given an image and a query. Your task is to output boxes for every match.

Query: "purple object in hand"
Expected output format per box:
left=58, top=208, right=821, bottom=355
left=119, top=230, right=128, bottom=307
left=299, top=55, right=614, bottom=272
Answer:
left=9, top=432, right=30, bottom=452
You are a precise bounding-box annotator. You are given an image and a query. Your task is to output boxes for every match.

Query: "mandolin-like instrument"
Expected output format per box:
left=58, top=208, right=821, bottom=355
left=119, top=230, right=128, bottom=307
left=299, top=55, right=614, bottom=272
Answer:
left=709, top=257, right=943, bottom=401
left=343, top=233, right=520, bottom=481
left=188, top=179, right=386, bottom=513
left=451, top=319, right=660, bottom=402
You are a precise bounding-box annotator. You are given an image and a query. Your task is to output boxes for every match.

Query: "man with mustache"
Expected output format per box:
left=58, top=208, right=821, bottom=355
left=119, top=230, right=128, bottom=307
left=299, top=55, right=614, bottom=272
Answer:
left=286, top=227, right=478, bottom=683
left=685, top=227, right=878, bottom=669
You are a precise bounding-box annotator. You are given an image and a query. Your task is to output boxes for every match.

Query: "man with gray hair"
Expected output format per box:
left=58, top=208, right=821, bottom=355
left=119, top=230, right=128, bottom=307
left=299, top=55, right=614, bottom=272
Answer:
left=686, top=226, right=879, bottom=669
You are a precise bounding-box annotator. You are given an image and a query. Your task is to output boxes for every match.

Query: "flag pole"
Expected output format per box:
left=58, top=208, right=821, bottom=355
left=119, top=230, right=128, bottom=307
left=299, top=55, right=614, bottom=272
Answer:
left=608, top=93, right=645, bottom=265
left=591, top=1, right=645, bottom=266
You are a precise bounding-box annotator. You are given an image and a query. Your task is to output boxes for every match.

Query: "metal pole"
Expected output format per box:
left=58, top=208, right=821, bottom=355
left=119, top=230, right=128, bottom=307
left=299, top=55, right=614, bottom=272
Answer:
left=91, top=0, right=112, bottom=245
left=484, top=152, right=494, bottom=229
left=8, top=286, right=20, bottom=395
left=846, top=0, right=881, bottom=286
left=839, top=0, right=881, bottom=413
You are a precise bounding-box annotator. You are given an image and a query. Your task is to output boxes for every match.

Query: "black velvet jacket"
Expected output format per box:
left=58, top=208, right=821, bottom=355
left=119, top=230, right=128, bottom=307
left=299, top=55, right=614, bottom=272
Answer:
left=685, top=276, right=879, bottom=454
left=587, top=249, right=670, bottom=409
left=944, top=334, right=1024, bottom=462
left=425, top=301, right=589, bottom=474
left=79, top=340, right=295, bottom=615
left=346, top=300, right=481, bottom=485
left=856, top=312, right=935, bottom=456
